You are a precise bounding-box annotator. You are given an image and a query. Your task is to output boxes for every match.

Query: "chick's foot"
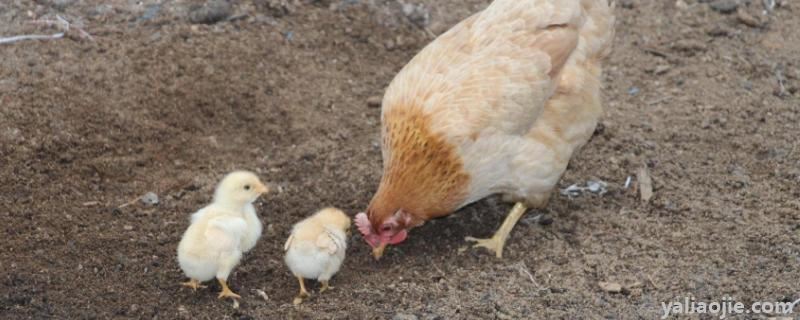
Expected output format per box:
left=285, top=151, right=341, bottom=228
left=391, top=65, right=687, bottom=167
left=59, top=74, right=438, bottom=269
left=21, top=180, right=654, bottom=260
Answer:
left=181, top=279, right=207, bottom=291
left=216, top=278, right=241, bottom=300
left=320, top=280, right=334, bottom=293
left=293, top=276, right=310, bottom=305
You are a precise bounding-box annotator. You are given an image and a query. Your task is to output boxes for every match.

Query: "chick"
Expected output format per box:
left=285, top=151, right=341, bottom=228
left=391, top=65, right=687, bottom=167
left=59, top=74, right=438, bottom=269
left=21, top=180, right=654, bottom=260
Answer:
left=177, top=171, right=269, bottom=299
left=284, top=208, right=351, bottom=305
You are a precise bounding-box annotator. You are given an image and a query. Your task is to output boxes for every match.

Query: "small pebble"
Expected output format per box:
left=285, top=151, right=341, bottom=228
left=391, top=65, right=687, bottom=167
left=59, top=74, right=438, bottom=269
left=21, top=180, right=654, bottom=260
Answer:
left=401, top=3, right=430, bottom=27
left=599, top=281, right=622, bottom=293
left=139, top=4, right=161, bottom=22
left=367, top=96, right=383, bottom=108
left=619, top=0, right=636, bottom=9
left=393, top=314, right=418, bottom=320
left=654, top=65, right=671, bottom=75
left=188, top=0, right=232, bottom=24
left=672, top=39, right=707, bottom=53
left=709, top=0, right=740, bottom=13
left=736, top=8, right=763, bottom=27
left=141, top=192, right=159, bottom=205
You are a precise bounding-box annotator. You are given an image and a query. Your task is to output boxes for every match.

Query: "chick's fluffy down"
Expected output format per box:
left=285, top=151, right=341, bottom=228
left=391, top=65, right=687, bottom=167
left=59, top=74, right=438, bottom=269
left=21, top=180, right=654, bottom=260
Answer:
left=178, top=207, right=249, bottom=282
left=284, top=209, right=350, bottom=281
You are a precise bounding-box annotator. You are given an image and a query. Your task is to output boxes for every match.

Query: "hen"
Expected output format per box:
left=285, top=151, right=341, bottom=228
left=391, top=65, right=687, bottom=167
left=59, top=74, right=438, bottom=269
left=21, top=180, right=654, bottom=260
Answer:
left=356, top=0, right=615, bottom=259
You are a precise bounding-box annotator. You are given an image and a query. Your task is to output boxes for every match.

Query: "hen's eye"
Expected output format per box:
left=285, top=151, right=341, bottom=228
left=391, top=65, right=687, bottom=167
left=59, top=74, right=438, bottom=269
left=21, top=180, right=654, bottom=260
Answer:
left=244, top=185, right=251, bottom=190
left=381, top=226, right=392, bottom=232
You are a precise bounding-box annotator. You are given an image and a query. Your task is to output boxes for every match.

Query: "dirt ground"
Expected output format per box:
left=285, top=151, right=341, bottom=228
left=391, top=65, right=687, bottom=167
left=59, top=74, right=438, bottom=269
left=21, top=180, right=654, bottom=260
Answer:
left=1, top=0, right=799, bottom=319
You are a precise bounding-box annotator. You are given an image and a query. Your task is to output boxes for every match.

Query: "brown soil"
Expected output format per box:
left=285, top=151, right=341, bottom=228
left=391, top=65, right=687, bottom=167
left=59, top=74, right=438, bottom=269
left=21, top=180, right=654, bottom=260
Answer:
left=1, top=0, right=799, bottom=319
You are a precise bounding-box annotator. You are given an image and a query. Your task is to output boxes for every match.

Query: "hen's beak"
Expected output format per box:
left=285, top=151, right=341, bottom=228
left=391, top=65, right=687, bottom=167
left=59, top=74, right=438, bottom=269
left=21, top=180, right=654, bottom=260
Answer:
left=372, top=243, right=387, bottom=260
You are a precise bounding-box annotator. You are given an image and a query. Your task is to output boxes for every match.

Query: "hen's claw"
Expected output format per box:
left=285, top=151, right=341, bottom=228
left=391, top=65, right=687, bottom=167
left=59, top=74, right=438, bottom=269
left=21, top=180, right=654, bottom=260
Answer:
left=464, top=202, right=528, bottom=259
left=465, top=236, right=505, bottom=258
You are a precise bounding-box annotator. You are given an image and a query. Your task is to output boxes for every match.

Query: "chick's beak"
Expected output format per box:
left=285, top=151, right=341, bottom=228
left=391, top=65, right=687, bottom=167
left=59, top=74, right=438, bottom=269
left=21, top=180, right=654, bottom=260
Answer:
left=255, top=183, right=270, bottom=195
left=372, top=243, right=387, bottom=260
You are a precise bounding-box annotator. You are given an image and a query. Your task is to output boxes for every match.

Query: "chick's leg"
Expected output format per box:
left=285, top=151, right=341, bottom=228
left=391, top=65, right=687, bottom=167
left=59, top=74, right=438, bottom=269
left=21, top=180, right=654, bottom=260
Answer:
left=319, top=280, right=334, bottom=293
left=465, top=202, right=528, bottom=258
left=216, top=278, right=241, bottom=299
left=293, top=276, right=310, bottom=305
left=215, top=249, right=242, bottom=299
left=181, top=279, right=207, bottom=291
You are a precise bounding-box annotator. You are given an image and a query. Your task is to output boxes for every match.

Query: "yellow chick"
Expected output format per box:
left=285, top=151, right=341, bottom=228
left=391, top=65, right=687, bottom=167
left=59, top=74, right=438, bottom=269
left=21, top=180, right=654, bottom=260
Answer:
left=284, top=208, right=351, bottom=305
left=177, top=171, right=269, bottom=300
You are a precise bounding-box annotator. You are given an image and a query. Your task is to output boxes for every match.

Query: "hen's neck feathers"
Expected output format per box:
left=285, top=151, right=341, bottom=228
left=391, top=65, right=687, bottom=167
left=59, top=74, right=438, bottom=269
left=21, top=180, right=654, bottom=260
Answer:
left=369, top=105, right=470, bottom=223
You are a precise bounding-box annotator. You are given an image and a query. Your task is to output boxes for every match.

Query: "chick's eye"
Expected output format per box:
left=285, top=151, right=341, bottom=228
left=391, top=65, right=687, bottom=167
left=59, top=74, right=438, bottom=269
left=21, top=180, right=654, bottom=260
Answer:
left=244, top=185, right=251, bottom=190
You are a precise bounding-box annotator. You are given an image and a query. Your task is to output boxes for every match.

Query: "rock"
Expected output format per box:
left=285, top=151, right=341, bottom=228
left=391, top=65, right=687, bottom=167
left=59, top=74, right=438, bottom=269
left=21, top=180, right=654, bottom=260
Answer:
left=586, top=180, right=608, bottom=194
left=189, top=0, right=232, bottom=24
left=384, top=39, right=396, bottom=50
left=366, top=96, right=383, bottom=108
left=638, top=166, right=653, bottom=203
left=50, top=0, right=75, bottom=11
left=619, top=0, right=636, bottom=9
left=654, top=65, right=671, bottom=75
left=124, top=225, right=134, bottom=231
left=709, top=0, right=739, bottom=13
left=393, top=313, right=418, bottom=320
left=599, top=281, right=622, bottom=293
left=401, top=3, right=430, bottom=27
left=728, top=166, right=750, bottom=188
left=89, top=4, right=114, bottom=17
left=139, top=4, right=161, bottom=22
left=141, top=192, right=159, bottom=205
left=707, top=25, right=732, bottom=37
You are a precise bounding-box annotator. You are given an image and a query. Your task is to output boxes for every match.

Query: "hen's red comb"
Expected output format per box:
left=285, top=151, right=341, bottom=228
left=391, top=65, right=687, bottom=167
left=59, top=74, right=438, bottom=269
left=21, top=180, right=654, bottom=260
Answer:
left=354, top=212, right=373, bottom=236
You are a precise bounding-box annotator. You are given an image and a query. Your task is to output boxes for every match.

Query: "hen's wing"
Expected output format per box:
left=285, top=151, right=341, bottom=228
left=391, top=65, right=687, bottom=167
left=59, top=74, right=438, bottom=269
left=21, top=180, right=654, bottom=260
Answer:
left=382, top=0, right=584, bottom=142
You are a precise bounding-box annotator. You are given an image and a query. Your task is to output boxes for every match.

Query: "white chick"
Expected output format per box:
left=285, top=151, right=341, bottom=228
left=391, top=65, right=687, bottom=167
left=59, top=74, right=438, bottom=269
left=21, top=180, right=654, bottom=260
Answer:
left=284, top=208, right=351, bottom=305
left=177, top=170, right=269, bottom=299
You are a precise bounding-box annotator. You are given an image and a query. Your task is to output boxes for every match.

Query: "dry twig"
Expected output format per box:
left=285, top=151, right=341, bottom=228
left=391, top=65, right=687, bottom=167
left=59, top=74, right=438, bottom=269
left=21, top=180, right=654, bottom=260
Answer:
left=0, top=15, right=94, bottom=45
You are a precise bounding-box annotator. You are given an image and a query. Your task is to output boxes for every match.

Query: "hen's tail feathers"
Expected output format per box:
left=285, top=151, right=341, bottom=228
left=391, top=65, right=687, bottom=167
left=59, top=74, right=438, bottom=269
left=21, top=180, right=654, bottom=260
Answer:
left=579, top=0, right=616, bottom=61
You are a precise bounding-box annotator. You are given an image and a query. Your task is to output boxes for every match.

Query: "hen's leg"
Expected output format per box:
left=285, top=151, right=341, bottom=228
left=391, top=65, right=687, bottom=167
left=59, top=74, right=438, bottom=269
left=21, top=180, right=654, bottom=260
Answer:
left=465, top=202, right=528, bottom=258
left=181, top=279, right=207, bottom=291
left=293, top=276, right=310, bottom=305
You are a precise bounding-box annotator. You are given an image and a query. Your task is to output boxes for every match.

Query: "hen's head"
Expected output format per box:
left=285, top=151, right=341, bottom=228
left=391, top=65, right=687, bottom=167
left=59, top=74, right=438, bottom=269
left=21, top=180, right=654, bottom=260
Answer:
left=355, top=207, right=420, bottom=260
left=357, top=107, right=470, bottom=259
